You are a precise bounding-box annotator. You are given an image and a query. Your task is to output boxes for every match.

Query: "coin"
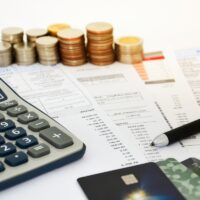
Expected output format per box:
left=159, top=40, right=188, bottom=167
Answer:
left=26, top=28, right=48, bottom=43
left=57, top=28, right=87, bottom=66
left=2, top=27, right=24, bottom=44
left=36, top=36, right=59, bottom=65
left=115, top=36, right=143, bottom=64
left=0, top=42, right=12, bottom=67
left=48, top=23, right=71, bottom=36
left=14, top=43, right=36, bottom=65
left=86, top=22, right=113, bottom=34
left=86, top=22, right=115, bottom=66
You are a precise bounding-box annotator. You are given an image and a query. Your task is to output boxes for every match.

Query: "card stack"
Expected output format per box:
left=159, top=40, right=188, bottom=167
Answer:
left=78, top=157, right=200, bottom=200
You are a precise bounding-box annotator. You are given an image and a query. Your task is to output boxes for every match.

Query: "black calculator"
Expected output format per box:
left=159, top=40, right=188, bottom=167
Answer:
left=0, top=78, right=86, bottom=191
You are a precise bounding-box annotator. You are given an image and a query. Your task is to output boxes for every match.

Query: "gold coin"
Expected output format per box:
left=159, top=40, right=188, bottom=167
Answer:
left=86, top=22, right=113, bottom=34
left=48, top=23, right=71, bottom=36
left=115, top=36, right=142, bottom=46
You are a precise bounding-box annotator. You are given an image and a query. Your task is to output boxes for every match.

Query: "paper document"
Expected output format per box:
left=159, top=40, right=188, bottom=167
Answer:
left=132, top=51, right=200, bottom=154
left=65, top=63, right=189, bottom=161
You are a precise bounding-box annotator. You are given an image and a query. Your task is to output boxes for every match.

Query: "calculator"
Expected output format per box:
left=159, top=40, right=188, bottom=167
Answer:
left=0, top=78, right=86, bottom=191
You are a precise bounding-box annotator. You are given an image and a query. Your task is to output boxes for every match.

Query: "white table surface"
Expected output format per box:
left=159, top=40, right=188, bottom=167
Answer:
left=0, top=0, right=200, bottom=199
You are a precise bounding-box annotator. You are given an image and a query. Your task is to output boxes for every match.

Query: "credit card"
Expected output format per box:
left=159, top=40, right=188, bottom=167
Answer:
left=78, top=162, right=185, bottom=200
left=157, top=158, right=200, bottom=200
left=182, top=157, right=200, bottom=176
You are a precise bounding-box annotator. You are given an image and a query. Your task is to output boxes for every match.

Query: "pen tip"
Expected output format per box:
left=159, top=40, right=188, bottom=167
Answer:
left=150, top=142, right=155, bottom=146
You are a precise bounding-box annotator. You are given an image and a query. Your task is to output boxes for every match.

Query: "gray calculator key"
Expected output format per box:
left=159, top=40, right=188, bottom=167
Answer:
left=7, top=105, right=27, bottom=117
left=0, top=100, right=18, bottom=111
left=28, top=143, right=50, bottom=158
left=28, top=119, right=50, bottom=132
left=0, top=113, right=4, bottom=121
left=18, top=112, right=38, bottom=124
left=39, top=127, right=73, bottom=149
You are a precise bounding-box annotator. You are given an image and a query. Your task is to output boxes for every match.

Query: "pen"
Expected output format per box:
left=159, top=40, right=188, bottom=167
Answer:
left=150, top=119, right=200, bottom=147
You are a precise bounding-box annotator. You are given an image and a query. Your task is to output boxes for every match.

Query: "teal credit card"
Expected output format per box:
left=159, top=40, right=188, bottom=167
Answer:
left=157, top=158, right=200, bottom=200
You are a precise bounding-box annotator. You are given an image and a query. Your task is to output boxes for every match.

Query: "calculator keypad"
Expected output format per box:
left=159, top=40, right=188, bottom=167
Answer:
left=0, top=99, right=74, bottom=170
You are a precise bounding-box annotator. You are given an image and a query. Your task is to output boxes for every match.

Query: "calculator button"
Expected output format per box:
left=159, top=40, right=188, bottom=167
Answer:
left=39, top=127, right=73, bottom=149
left=18, top=112, right=38, bottom=124
left=0, top=89, right=7, bottom=102
left=7, top=105, right=27, bottom=117
left=28, top=143, right=50, bottom=158
left=5, top=127, right=27, bottom=140
left=0, top=143, right=16, bottom=157
left=28, top=119, right=50, bottom=132
left=5, top=151, right=28, bottom=167
left=0, top=119, right=15, bottom=132
left=16, top=135, right=38, bottom=149
left=0, top=161, right=5, bottom=172
left=0, top=113, right=5, bottom=121
left=0, top=135, right=5, bottom=145
left=0, top=100, right=18, bottom=111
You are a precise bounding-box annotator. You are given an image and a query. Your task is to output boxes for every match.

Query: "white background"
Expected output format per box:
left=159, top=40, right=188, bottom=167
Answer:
left=1, top=0, right=200, bottom=51
left=1, top=0, right=200, bottom=199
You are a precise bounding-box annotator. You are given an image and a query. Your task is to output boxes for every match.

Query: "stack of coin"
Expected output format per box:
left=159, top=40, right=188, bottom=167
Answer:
left=26, top=28, right=48, bottom=44
left=14, top=43, right=36, bottom=65
left=0, top=42, right=12, bottom=67
left=36, top=36, right=59, bottom=65
left=115, top=36, right=143, bottom=64
left=86, top=22, right=115, bottom=66
left=48, top=23, right=71, bottom=36
left=1, top=27, right=23, bottom=44
left=57, top=28, right=87, bottom=66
